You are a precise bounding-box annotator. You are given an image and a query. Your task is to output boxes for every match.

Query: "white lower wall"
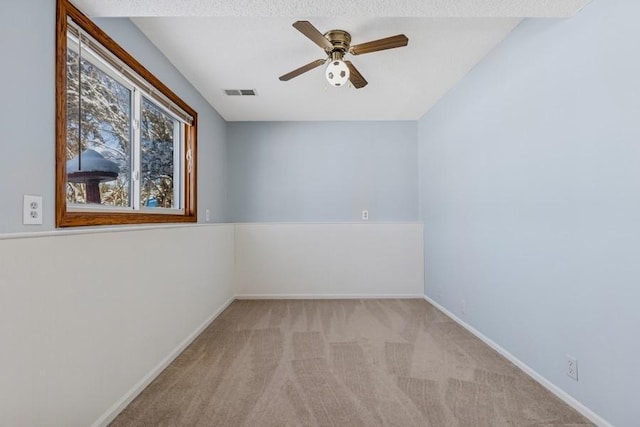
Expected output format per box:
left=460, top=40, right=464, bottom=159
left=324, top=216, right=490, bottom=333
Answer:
left=235, top=223, right=424, bottom=298
left=0, top=224, right=235, bottom=427
left=0, top=222, right=423, bottom=426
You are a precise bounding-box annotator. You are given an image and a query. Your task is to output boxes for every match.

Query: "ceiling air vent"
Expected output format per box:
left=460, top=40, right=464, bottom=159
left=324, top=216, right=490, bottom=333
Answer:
left=224, top=89, right=257, bottom=96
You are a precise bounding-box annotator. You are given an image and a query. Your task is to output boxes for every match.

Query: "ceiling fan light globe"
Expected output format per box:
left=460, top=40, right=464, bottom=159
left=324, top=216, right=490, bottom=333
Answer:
left=325, top=60, right=350, bottom=87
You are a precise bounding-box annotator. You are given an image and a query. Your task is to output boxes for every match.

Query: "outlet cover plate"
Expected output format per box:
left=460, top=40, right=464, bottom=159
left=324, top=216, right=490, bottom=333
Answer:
left=566, top=355, right=578, bottom=381
left=23, top=195, right=43, bottom=225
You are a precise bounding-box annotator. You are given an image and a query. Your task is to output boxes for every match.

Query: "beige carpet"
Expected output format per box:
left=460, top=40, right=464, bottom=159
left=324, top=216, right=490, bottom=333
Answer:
left=111, top=299, right=592, bottom=426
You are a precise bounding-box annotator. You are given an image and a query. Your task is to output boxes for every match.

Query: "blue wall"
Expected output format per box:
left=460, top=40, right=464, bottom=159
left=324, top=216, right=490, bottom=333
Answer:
left=227, top=121, right=418, bottom=222
left=0, top=0, right=56, bottom=232
left=0, top=1, right=227, bottom=233
left=417, top=1, right=640, bottom=425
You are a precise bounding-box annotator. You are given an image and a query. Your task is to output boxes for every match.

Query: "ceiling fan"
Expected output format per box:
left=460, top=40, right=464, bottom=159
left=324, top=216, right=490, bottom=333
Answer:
left=279, top=21, right=409, bottom=89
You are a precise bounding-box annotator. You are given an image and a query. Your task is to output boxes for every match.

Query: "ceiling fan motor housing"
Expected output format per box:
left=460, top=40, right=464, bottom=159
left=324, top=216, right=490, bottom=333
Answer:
left=324, top=30, right=352, bottom=56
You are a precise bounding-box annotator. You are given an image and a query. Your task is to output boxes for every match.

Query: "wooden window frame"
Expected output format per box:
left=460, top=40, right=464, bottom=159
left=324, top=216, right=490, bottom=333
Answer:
left=55, top=0, right=197, bottom=227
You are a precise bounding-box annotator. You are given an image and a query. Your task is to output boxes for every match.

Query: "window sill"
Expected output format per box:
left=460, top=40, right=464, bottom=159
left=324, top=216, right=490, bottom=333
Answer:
left=57, top=211, right=196, bottom=228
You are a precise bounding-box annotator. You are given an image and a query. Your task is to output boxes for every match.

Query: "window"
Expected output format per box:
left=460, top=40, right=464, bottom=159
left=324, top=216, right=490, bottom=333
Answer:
left=56, top=0, right=197, bottom=227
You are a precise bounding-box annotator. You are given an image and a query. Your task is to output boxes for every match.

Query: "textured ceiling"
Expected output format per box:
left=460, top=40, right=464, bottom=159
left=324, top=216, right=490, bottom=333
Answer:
left=132, top=17, right=521, bottom=121
left=74, top=0, right=591, bottom=18
left=71, top=0, right=591, bottom=121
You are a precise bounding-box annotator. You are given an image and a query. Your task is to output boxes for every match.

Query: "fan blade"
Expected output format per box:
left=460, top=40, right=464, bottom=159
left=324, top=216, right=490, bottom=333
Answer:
left=279, top=59, right=326, bottom=81
left=350, top=34, right=408, bottom=55
left=344, top=61, right=368, bottom=89
left=293, top=21, right=333, bottom=50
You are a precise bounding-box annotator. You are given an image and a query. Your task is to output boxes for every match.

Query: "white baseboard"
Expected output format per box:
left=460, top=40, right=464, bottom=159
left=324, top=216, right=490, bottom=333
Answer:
left=235, top=294, right=424, bottom=300
left=423, top=295, right=612, bottom=427
left=92, top=296, right=235, bottom=427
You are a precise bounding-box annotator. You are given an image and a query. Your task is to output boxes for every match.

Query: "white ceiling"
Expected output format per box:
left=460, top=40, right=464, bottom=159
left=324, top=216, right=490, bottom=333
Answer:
left=72, top=0, right=591, bottom=122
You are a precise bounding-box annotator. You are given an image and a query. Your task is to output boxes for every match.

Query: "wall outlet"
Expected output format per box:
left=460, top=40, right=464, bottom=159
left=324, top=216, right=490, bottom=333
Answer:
left=205, top=209, right=211, bottom=222
left=362, top=210, right=369, bottom=221
left=23, top=195, right=43, bottom=225
left=566, top=355, right=578, bottom=381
